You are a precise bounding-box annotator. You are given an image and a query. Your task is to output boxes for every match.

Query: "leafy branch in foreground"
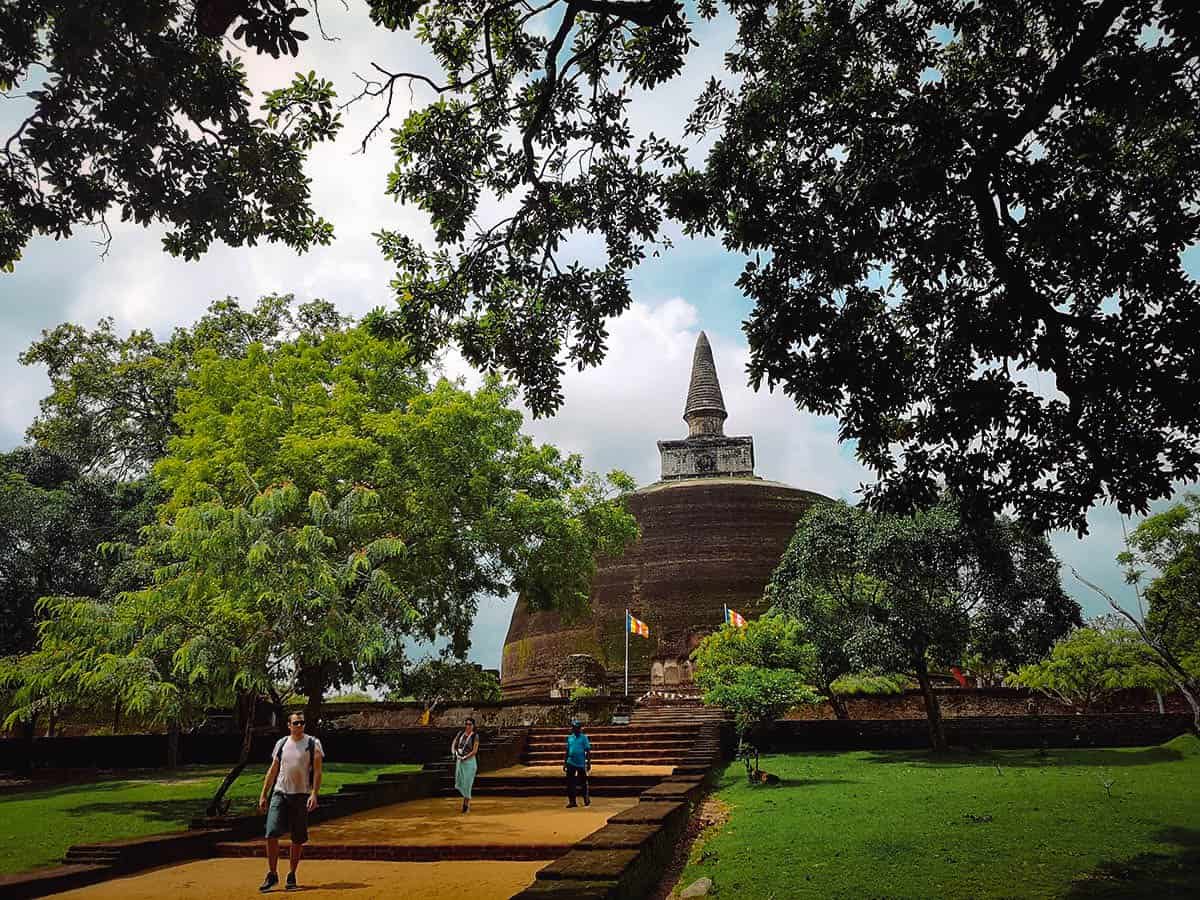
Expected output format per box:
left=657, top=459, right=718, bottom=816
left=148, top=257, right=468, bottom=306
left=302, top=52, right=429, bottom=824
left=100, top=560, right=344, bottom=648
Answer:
left=365, top=1, right=1200, bottom=534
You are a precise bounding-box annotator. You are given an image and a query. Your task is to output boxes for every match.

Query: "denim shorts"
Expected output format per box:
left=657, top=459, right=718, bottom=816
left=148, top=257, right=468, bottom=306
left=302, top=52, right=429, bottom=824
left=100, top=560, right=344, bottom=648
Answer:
left=265, top=792, right=310, bottom=844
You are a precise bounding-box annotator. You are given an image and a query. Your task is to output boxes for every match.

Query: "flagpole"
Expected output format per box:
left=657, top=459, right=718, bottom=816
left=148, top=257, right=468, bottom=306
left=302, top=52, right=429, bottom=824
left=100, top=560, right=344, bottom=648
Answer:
left=624, top=609, right=630, bottom=697
left=724, top=604, right=727, bottom=627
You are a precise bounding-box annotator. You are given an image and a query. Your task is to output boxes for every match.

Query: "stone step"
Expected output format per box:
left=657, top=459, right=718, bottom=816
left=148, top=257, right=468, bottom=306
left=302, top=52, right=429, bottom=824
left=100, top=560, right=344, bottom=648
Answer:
left=525, top=738, right=696, bottom=751
left=525, top=727, right=699, bottom=738
left=524, top=749, right=688, bottom=761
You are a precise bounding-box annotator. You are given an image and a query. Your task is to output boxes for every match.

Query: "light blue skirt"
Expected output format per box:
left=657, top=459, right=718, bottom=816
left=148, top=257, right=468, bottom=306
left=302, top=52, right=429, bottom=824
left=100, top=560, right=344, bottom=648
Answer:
left=454, top=756, right=478, bottom=799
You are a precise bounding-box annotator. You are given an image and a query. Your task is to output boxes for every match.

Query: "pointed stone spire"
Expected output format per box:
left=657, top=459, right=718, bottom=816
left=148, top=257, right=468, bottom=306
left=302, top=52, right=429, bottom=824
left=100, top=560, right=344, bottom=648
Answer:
left=683, top=331, right=728, bottom=438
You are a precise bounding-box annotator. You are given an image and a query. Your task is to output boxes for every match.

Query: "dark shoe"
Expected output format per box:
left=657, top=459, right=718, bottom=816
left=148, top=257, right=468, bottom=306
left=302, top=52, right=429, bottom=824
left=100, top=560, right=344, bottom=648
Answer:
left=259, top=872, right=279, bottom=892
left=285, top=872, right=298, bottom=891
left=566, top=802, right=577, bottom=808
left=584, top=798, right=591, bottom=807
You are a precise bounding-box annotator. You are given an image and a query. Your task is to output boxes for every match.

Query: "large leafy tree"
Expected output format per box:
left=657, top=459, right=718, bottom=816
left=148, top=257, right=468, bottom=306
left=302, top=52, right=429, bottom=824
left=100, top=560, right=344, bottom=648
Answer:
left=365, top=0, right=1200, bottom=533
left=395, top=656, right=502, bottom=725
left=0, top=1, right=340, bottom=269
left=769, top=500, right=1080, bottom=750
left=145, top=323, right=637, bottom=730
left=20, top=294, right=347, bottom=477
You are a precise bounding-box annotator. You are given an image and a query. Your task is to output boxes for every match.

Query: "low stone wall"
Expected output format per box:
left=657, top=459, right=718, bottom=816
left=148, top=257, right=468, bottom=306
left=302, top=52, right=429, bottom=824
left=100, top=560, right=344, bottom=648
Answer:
left=762, top=714, right=1193, bottom=752
left=0, top=726, right=524, bottom=773
left=785, top=686, right=1189, bottom=720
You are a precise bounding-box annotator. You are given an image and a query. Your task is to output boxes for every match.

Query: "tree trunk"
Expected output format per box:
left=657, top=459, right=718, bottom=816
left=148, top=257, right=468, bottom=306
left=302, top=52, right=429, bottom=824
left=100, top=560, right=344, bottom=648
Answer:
left=206, top=692, right=258, bottom=817
left=112, top=701, right=121, bottom=734
left=914, top=659, right=948, bottom=752
left=1178, top=681, right=1200, bottom=735
left=267, top=686, right=286, bottom=730
left=827, top=689, right=850, bottom=720
left=166, top=719, right=181, bottom=769
left=299, top=665, right=327, bottom=737
left=16, top=716, right=37, bottom=775
left=46, top=710, right=57, bottom=738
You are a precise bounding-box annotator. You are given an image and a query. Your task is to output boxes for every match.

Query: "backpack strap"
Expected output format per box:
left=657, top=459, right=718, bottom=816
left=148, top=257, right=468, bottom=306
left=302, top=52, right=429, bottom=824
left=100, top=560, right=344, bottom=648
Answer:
left=306, top=737, right=315, bottom=792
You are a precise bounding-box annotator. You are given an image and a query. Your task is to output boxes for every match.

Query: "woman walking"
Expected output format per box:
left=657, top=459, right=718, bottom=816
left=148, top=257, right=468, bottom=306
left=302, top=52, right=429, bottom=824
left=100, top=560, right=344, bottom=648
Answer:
left=452, top=717, right=480, bottom=813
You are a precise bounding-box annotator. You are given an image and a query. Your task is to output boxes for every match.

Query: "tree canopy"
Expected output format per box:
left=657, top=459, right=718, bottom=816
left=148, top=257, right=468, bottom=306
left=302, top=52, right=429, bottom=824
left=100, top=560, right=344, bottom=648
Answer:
left=1007, top=623, right=1171, bottom=713
left=20, top=294, right=347, bottom=477
left=768, top=498, right=1081, bottom=749
left=0, top=446, right=155, bottom=658
left=359, top=0, right=1200, bottom=534
left=135, top=323, right=636, bottom=727
left=0, top=1, right=340, bottom=270
left=692, top=614, right=820, bottom=781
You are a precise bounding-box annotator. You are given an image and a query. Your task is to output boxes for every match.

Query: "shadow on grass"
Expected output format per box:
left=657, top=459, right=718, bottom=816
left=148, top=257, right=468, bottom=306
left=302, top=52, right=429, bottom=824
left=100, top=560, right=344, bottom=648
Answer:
left=855, top=747, right=1185, bottom=769
left=1063, top=827, right=1200, bottom=898
left=65, top=798, right=237, bottom=825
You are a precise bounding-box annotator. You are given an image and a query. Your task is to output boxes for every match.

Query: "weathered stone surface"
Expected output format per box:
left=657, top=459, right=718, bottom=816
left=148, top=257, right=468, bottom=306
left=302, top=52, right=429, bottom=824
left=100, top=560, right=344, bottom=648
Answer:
left=538, top=849, right=641, bottom=881
left=680, top=876, right=714, bottom=898
left=574, top=824, right=661, bottom=850
left=511, top=879, right=618, bottom=899
left=550, top=654, right=609, bottom=698
left=609, top=800, right=687, bottom=827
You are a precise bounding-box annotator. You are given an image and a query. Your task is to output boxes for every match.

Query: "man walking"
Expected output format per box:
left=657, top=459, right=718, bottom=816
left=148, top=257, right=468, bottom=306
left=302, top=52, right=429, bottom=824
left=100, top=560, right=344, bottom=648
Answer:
left=258, top=713, right=324, bottom=892
left=563, top=719, right=591, bottom=808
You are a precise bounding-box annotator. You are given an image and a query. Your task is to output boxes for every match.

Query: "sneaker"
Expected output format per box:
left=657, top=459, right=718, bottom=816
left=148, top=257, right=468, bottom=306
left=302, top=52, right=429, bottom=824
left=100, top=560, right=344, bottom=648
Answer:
left=566, top=802, right=577, bottom=808
left=285, top=872, right=298, bottom=891
left=584, top=798, right=591, bottom=807
left=259, top=872, right=279, bottom=892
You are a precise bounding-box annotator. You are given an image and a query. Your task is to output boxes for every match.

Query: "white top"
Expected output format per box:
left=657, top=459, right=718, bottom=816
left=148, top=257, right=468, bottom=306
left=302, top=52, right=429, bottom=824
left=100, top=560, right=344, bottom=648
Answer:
left=271, top=735, right=325, bottom=795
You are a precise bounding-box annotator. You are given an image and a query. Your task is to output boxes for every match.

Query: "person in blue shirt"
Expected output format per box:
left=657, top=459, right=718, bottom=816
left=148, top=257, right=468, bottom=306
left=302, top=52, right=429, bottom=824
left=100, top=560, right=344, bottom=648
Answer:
left=563, top=720, right=592, bottom=807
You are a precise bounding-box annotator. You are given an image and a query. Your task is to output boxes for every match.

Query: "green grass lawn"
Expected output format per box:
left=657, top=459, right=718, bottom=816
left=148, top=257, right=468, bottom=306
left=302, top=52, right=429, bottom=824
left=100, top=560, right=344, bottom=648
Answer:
left=680, top=735, right=1200, bottom=899
left=0, top=761, right=421, bottom=874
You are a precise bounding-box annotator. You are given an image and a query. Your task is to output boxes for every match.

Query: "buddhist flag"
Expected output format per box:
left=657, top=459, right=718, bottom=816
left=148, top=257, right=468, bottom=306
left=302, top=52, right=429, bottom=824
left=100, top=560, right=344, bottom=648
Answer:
left=950, top=666, right=969, bottom=687
left=725, top=606, right=747, bottom=628
left=628, top=612, right=650, bottom=638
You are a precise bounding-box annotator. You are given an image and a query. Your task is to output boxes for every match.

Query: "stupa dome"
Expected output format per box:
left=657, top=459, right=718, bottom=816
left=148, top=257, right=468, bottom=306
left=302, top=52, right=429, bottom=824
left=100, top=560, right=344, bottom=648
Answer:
left=499, top=332, right=831, bottom=698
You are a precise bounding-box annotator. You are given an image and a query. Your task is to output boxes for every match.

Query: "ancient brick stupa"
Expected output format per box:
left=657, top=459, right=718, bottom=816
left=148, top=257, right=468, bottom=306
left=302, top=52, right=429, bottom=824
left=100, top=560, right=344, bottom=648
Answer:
left=500, top=331, right=830, bottom=699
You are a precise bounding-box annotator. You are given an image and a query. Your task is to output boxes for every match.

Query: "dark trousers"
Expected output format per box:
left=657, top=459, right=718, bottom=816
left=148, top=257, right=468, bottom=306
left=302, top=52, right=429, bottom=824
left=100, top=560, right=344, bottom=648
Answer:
left=566, top=765, right=589, bottom=805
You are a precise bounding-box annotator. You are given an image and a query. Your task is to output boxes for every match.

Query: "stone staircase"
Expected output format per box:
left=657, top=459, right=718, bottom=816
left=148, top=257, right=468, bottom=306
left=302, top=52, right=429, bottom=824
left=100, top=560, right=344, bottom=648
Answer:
left=522, top=724, right=698, bottom=767
left=631, top=698, right=732, bottom=728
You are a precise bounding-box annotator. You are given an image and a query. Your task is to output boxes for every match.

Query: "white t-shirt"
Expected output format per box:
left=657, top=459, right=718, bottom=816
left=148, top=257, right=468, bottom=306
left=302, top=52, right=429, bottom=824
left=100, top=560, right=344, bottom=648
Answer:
left=271, top=736, right=325, bottom=795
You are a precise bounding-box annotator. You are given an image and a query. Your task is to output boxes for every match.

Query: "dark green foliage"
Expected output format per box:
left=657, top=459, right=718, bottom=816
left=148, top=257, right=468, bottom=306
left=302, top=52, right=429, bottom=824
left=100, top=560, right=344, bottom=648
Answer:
left=769, top=499, right=1081, bottom=748
left=0, top=1, right=339, bottom=269
left=0, top=446, right=156, bottom=657
left=367, top=1, right=1200, bottom=534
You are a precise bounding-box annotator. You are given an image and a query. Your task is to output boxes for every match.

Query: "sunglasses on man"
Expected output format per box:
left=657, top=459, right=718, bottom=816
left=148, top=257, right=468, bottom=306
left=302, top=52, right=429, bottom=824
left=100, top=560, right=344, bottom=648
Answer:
left=289, top=719, right=305, bottom=727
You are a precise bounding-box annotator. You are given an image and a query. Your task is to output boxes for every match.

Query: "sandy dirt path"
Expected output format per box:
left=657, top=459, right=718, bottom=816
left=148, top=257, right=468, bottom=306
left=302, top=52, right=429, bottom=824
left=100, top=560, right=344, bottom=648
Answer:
left=53, top=858, right=548, bottom=899
left=254, top=795, right=634, bottom=847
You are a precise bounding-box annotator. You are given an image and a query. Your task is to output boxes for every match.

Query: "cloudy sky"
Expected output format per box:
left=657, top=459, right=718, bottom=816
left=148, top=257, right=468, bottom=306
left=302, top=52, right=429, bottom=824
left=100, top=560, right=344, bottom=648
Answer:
left=2, top=3, right=1195, bottom=671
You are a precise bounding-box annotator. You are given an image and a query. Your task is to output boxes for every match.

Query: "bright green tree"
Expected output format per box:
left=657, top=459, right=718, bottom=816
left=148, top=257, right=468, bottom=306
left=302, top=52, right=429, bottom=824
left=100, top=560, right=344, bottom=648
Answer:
left=1103, top=493, right=1200, bottom=732
left=692, top=615, right=821, bottom=782
left=144, top=323, right=636, bottom=732
left=1007, top=624, right=1172, bottom=713
left=395, top=657, right=502, bottom=725
left=20, top=294, right=347, bottom=477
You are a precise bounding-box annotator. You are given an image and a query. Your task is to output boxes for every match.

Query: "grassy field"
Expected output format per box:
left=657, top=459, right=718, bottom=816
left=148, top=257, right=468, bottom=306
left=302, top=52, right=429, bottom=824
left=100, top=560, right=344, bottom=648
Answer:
left=0, top=762, right=421, bottom=874
left=679, top=735, right=1200, bottom=899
